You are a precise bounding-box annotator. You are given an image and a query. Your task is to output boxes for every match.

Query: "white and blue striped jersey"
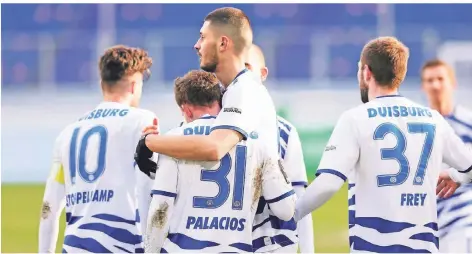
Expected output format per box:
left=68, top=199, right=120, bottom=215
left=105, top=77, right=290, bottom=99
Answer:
left=318, top=95, right=472, bottom=253
left=149, top=116, right=295, bottom=253
left=437, top=105, right=472, bottom=238
left=252, top=116, right=308, bottom=252
left=48, top=102, right=156, bottom=253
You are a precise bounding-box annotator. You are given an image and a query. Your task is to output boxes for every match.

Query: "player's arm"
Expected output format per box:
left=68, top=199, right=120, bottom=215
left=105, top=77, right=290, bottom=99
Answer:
left=39, top=137, right=66, bottom=253
left=142, top=85, right=254, bottom=161
left=145, top=155, right=178, bottom=253
left=294, top=112, right=359, bottom=222
left=261, top=153, right=297, bottom=221
left=283, top=128, right=314, bottom=253
left=440, top=117, right=472, bottom=184
left=135, top=161, right=155, bottom=236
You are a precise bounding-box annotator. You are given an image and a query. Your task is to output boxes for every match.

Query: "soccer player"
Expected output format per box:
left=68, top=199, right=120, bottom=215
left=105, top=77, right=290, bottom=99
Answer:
left=135, top=8, right=283, bottom=179
left=245, top=44, right=315, bottom=253
left=38, top=45, right=156, bottom=253
left=293, top=36, right=472, bottom=253
left=143, top=70, right=295, bottom=252
left=421, top=59, right=472, bottom=252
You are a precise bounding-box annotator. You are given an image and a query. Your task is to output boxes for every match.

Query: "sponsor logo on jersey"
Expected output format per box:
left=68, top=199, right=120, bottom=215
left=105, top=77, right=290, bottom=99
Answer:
left=325, top=145, right=336, bottom=151
left=223, top=107, right=242, bottom=114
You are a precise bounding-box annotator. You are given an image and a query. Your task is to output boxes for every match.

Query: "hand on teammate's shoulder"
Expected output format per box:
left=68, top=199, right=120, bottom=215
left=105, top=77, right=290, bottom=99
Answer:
left=135, top=118, right=160, bottom=178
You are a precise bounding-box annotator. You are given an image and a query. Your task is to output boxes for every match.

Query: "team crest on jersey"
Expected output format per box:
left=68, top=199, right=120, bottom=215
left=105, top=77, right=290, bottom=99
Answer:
left=249, top=131, right=259, bottom=139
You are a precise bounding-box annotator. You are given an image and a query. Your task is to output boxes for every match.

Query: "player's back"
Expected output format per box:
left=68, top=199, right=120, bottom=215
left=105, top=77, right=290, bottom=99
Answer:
left=349, top=95, right=445, bottom=253
left=56, top=102, right=155, bottom=253
left=437, top=105, right=472, bottom=238
left=161, top=116, right=267, bottom=253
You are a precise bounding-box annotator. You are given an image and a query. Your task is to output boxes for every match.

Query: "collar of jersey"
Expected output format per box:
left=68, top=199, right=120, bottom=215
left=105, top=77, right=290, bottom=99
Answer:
left=225, top=68, right=248, bottom=90
left=376, top=94, right=402, bottom=99
left=199, top=114, right=217, bottom=120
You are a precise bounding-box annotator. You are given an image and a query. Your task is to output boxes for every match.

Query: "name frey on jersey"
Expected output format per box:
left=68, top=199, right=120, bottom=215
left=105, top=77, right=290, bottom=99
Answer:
left=223, top=107, right=242, bottom=114
left=78, top=108, right=129, bottom=121
left=186, top=216, right=246, bottom=231
left=367, top=106, right=433, bottom=118
left=65, top=189, right=114, bottom=207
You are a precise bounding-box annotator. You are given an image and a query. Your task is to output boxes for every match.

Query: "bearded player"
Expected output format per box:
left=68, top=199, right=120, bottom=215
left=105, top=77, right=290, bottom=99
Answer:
left=294, top=37, right=472, bottom=252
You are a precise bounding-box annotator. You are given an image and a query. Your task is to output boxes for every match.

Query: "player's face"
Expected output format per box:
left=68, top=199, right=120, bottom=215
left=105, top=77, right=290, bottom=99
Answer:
left=422, top=66, right=455, bottom=104
left=357, top=61, right=369, bottom=103
left=195, top=22, right=219, bottom=73
left=130, top=72, right=144, bottom=107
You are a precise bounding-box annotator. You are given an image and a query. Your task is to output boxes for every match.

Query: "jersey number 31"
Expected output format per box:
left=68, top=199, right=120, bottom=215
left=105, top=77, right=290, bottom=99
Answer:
left=374, top=122, right=436, bottom=187
left=68, top=125, right=108, bottom=184
left=193, top=145, right=247, bottom=210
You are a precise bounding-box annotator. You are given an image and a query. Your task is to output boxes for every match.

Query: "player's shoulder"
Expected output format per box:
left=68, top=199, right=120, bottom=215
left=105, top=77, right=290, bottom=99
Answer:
left=166, top=115, right=216, bottom=136
left=450, top=105, right=472, bottom=124
left=277, top=115, right=297, bottom=133
left=127, top=107, right=156, bottom=120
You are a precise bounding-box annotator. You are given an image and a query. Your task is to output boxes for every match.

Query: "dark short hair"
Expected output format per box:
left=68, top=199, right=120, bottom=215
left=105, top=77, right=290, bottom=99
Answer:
left=174, top=70, right=221, bottom=107
left=360, top=37, right=409, bottom=89
left=99, top=45, right=152, bottom=84
left=204, top=7, right=252, bottom=54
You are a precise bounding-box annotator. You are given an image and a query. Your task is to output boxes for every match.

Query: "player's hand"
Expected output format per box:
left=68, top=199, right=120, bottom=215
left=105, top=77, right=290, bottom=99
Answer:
left=436, top=170, right=460, bottom=199
left=134, top=133, right=157, bottom=179
left=135, top=118, right=159, bottom=179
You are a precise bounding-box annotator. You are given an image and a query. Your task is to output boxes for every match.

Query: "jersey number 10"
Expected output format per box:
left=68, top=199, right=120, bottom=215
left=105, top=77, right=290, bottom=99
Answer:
left=68, top=125, right=108, bottom=184
left=193, top=145, right=248, bottom=210
left=374, top=122, right=436, bottom=187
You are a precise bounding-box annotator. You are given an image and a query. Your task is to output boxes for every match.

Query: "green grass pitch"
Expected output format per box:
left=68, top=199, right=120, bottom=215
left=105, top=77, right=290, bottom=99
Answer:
left=1, top=183, right=348, bottom=252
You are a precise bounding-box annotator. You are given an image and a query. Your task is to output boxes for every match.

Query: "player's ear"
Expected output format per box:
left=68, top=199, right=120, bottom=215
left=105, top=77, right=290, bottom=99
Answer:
left=220, top=36, right=229, bottom=51
left=130, top=81, right=135, bottom=94
left=261, top=67, right=269, bottom=82
left=363, top=64, right=372, bottom=81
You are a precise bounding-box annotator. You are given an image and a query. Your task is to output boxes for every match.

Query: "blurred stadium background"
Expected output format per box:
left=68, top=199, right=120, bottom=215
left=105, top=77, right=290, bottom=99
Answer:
left=2, top=3, right=472, bottom=252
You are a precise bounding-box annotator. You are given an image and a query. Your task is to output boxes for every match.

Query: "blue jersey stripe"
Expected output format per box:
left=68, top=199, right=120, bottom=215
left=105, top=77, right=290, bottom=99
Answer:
left=92, top=213, right=136, bottom=225
left=151, top=190, right=177, bottom=198
left=228, top=242, right=253, bottom=252
left=167, top=233, right=219, bottom=250
left=78, top=223, right=142, bottom=245
left=63, top=235, right=112, bottom=253
left=354, top=217, right=415, bottom=233
left=316, top=169, right=347, bottom=182
left=351, top=236, right=432, bottom=253
left=114, top=245, right=132, bottom=253
left=265, top=189, right=295, bottom=204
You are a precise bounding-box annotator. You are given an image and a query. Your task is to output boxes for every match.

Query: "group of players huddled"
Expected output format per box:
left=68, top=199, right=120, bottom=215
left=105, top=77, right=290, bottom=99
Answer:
left=38, top=7, right=472, bottom=253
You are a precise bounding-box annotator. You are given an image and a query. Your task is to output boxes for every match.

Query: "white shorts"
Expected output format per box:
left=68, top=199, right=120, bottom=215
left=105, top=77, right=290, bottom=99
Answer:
left=440, top=228, right=472, bottom=253
left=270, top=244, right=298, bottom=253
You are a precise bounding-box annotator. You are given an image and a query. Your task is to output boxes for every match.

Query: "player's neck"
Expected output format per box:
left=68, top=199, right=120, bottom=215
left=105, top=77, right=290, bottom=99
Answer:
left=370, top=86, right=398, bottom=100
left=430, top=100, right=454, bottom=116
left=216, top=60, right=246, bottom=87
left=102, top=93, right=132, bottom=106
left=191, top=105, right=220, bottom=120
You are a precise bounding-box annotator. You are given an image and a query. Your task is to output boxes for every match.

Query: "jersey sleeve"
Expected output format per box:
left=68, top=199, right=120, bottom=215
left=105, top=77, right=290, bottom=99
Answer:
left=283, top=127, right=308, bottom=187
left=440, top=116, right=472, bottom=173
left=211, top=83, right=256, bottom=140
left=316, top=111, right=359, bottom=181
left=39, top=134, right=66, bottom=253
left=261, top=149, right=296, bottom=221
left=151, top=154, right=179, bottom=198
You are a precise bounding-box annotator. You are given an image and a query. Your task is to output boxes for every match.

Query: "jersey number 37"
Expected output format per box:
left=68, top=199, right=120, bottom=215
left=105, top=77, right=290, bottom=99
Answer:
left=374, top=122, right=436, bottom=187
